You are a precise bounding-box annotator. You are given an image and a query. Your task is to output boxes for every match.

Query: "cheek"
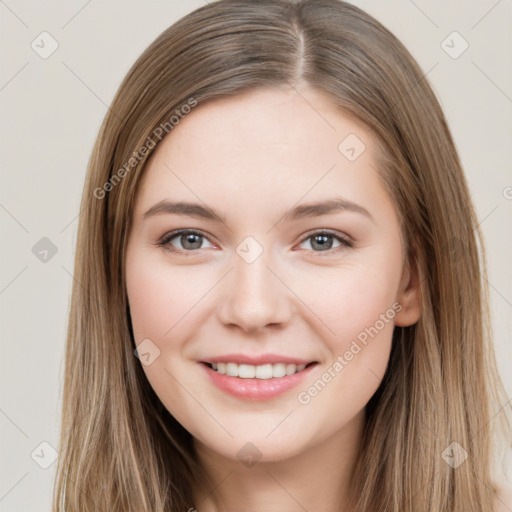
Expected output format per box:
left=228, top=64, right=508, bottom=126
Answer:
left=297, top=261, right=400, bottom=343
left=295, top=274, right=396, bottom=426
left=125, top=252, right=201, bottom=419
left=126, top=265, right=172, bottom=342
left=292, top=258, right=399, bottom=405
left=126, top=251, right=206, bottom=343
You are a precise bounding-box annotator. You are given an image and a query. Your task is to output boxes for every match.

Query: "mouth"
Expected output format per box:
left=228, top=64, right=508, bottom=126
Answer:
left=201, top=361, right=318, bottom=379
left=199, top=359, right=319, bottom=400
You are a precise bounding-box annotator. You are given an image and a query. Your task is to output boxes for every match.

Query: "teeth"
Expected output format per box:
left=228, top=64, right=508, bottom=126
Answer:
left=226, top=362, right=238, bottom=377
left=255, top=364, right=273, bottom=379
left=209, top=362, right=311, bottom=378
left=286, top=363, right=297, bottom=375
left=239, top=364, right=255, bottom=378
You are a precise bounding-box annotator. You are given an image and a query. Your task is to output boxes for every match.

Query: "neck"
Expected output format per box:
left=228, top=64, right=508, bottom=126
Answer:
left=191, top=408, right=365, bottom=512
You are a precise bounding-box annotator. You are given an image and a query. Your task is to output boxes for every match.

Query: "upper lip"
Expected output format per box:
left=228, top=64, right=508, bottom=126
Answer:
left=200, top=353, right=317, bottom=366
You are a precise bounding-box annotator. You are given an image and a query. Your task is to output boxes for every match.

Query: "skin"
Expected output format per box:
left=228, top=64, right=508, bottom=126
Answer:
left=125, top=85, right=422, bottom=512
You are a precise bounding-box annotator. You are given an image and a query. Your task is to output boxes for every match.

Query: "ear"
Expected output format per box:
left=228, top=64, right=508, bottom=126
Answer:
left=394, top=252, right=422, bottom=327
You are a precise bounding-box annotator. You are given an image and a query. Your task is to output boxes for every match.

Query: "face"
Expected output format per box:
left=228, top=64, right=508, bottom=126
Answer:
left=125, top=85, right=420, bottom=465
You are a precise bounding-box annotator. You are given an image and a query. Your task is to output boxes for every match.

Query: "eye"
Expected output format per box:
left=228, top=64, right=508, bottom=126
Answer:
left=156, top=229, right=353, bottom=256
left=297, top=230, right=353, bottom=256
left=156, top=229, right=215, bottom=254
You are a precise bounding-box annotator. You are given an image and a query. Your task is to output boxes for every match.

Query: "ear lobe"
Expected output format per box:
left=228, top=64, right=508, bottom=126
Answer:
left=394, top=255, right=422, bottom=327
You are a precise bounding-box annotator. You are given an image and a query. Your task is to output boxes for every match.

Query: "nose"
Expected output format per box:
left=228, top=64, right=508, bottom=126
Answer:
left=216, top=249, right=294, bottom=334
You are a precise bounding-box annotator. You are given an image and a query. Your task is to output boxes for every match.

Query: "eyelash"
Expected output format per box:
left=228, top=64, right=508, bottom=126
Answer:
left=155, top=229, right=354, bottom=257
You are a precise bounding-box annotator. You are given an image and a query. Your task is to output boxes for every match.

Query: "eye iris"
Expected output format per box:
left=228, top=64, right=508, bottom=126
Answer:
left=166, top=231, right=343, bottom=253
left=311, top=233, right=332, bottom=251
left=181, top=233, right=202, bottom=250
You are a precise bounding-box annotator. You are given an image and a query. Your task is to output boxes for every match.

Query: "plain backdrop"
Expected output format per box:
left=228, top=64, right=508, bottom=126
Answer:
left=1, top=1, right=511, bottom=510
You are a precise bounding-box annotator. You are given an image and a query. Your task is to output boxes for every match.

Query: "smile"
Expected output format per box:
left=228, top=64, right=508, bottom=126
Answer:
left=204, top=362, right=315, bottom=379
left=200, top=361, right=319, bottom=401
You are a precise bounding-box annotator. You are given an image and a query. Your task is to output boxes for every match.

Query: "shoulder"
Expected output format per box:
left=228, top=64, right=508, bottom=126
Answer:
left=494, top=486, right=512, bottom=512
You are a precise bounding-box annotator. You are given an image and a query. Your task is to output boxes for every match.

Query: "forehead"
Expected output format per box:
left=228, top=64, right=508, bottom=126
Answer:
left=134, top=86, right=392, bottom=225
left=162, top=85, right=375, bottom=161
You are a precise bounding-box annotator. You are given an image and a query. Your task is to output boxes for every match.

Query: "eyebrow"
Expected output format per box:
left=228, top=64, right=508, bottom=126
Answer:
left=143, top=197, right=373, bottom=223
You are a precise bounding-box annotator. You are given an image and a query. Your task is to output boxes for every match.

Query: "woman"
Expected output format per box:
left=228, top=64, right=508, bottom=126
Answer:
left=53, top=0, right=511, bottom=510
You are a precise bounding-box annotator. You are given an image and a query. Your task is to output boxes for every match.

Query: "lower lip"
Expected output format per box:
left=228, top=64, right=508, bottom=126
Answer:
left=199, top=362, right=318, bottom=401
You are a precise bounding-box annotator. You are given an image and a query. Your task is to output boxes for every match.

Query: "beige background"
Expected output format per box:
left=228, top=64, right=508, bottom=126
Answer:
left=1, top=1, right=511, bottom=510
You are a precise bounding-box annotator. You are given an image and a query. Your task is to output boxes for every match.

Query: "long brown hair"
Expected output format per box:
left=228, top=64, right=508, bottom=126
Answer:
left=53, top=1, right=511, bottom=510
